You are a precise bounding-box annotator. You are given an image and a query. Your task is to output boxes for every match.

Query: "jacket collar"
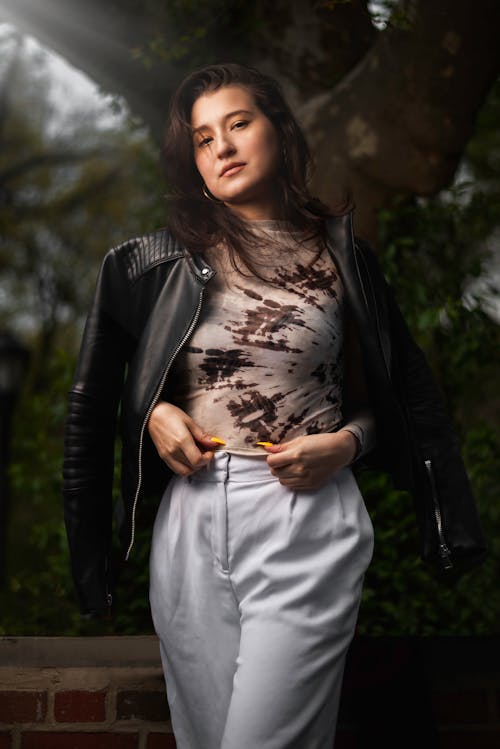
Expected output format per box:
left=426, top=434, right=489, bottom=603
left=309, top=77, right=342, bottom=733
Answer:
left=185, top=249, right=216, bottom=284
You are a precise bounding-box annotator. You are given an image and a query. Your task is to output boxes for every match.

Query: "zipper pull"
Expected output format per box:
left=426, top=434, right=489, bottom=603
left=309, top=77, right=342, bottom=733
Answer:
left=438, top=543, right=453, bottom=571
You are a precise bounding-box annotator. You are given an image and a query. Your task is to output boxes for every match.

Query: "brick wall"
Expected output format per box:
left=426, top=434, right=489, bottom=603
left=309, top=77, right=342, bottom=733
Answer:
left=0, top=636, right=175, bottom=749
left=0, top=636, right=499, bottom=748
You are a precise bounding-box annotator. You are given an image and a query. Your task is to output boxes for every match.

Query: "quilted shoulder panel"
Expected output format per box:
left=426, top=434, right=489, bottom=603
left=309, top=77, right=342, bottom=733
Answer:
left=115, top=230, right=184, bottom=282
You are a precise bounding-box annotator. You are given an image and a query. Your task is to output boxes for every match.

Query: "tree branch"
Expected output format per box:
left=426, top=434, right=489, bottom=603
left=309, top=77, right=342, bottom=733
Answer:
left=0, top=149, right=116, bottom=185
left=252, top=0, right=377, bottom=106
left=301, top=0, right=500, bottom=238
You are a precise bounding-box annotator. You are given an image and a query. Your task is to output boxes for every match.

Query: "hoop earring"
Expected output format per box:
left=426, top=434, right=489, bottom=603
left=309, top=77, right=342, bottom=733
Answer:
left=202, top=184, right=223, bottom=204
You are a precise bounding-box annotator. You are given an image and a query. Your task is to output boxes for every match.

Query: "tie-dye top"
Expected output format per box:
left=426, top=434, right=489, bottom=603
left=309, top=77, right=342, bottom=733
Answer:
left=169, top=220, right=345, bottom=455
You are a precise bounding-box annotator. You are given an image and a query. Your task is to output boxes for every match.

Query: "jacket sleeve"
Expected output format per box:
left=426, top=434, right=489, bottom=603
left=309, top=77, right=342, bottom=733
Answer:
left=385, top=280, right=487, bottom=570
left=62, top=247, right=133, bottom=615
left=357, top=240, right=486, bottom=572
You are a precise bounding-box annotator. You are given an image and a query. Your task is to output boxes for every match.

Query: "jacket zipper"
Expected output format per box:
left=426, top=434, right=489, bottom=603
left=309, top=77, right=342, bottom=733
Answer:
left=424, top=459, right=453, bottom=571
left=125, top=288, right=205, bottom=560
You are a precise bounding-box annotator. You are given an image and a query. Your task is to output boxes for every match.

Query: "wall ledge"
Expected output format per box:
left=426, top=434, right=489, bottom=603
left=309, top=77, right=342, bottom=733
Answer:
left=0, top=635, right=161, bottom=668
left=2, top=634, right=499, bottom=675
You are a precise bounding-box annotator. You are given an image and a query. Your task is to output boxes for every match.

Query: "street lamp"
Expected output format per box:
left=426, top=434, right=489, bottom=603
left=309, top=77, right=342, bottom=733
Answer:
left=0, top=332, right=30, bottom=584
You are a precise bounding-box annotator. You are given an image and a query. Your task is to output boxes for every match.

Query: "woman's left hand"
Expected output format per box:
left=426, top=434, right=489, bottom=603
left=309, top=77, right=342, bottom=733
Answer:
left=264, top=431, right=358, bottom=490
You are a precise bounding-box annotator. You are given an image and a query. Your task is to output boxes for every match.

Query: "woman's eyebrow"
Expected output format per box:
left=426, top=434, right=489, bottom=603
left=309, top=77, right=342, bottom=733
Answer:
left=192, top=109, right=254, bottom=135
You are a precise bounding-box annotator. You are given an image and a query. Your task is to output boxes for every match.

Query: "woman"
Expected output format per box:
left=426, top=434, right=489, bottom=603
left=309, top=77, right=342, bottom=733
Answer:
left=63, top=63, right=485, bottom=749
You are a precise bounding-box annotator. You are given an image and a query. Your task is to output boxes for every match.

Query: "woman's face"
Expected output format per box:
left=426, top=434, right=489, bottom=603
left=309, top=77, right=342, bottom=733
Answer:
left=191, top=85, right=282, bottom=220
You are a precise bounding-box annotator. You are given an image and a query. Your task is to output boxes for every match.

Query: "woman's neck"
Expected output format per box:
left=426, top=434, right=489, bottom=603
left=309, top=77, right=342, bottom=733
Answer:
left=224, top=188, right=282, bottom=221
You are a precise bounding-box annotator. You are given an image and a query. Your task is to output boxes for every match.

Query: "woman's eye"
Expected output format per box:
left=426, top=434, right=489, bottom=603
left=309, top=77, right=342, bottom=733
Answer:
left=197, top=136, right=212, bottom=148
left=232, top=120, right=248, bottom=130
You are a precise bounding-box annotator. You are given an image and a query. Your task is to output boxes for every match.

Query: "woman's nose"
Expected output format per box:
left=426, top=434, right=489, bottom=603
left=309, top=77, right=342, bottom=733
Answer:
left=216, top=135, right=236, bottom=159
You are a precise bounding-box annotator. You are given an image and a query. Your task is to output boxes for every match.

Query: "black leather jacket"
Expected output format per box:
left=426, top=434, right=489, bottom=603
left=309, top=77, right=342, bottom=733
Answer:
left=62, top=211, right=486, bottom=614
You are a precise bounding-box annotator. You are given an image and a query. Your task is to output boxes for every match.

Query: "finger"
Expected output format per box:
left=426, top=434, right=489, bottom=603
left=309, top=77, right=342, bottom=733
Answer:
left=194, top=449, right=215, bottom=467
left=277, top=477, right=310, bottom=489
left=162, top=451, right=195, bottom=476
left=266, top=450, right=295, bottom=468
left=169, top=460, right=195, bottom=477
left=179, top=440, right=214, bottom=470
left=256, top=441, right=281, bottom=453
left=200, top=435, right=226, bottom=449
left=189, top=420, right=225, bottom=449
left=270, top=464, right=307, bottom=481
left=277, top=472, right=321, bottom=490
left=165, top=448, right=214, bottom=475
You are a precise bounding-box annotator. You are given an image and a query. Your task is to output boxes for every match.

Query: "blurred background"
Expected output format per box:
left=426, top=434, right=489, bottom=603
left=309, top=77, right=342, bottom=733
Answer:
left=0, top=0, right=498, bottom=637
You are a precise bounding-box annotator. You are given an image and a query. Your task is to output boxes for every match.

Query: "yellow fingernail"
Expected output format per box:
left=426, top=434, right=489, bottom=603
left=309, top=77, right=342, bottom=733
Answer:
left=255, top=441, right=273, bottom=447
left=210, top=436, right=226, bottom=445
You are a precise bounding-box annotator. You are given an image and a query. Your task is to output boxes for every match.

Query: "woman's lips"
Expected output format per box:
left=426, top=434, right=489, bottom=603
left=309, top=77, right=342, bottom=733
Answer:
left=221, top=163, right=245, bottom=177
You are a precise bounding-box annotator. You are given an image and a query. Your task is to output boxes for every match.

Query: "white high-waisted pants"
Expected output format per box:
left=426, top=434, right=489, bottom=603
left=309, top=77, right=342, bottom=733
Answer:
left=149, top=452, right=374, bottom=749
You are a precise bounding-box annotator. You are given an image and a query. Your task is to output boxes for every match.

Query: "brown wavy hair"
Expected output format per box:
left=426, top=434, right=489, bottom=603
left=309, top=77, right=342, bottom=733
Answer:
left=162, top=63, right=349, bottom=274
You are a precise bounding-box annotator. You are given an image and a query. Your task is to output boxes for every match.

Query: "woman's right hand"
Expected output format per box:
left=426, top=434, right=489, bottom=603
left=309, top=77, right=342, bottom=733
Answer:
left=147, top=401, right=218, bottom=476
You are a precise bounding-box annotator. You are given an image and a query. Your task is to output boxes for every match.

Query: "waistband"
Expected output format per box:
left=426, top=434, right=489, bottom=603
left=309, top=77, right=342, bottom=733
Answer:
left=189, top=451, right=271, bottom=484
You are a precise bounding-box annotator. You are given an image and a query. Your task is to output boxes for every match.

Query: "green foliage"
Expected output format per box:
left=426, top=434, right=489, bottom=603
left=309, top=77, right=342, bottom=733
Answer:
left=377, top=190, right=500, bottom=424
left=0, top=348, right=81, bottom=634
left=130, top=0, right=257, bottom=69
left=464, top=78, right=500, bottom=184
left=355, top=173, right=500, bottom=634
left=357, top=428, right=500, bottom=635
